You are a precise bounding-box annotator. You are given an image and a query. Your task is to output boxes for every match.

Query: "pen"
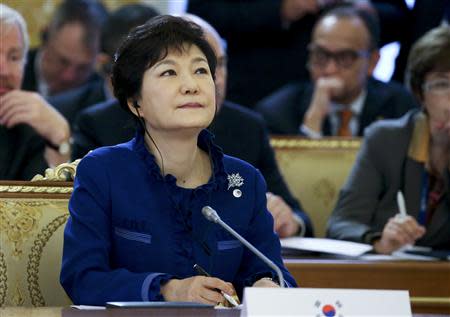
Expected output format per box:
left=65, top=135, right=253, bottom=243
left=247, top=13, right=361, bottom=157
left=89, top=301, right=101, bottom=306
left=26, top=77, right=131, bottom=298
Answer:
left=396, top=190, right=415, bottom=250
left=396, top=190, right=407, bottom=219
left=193, top=264, right=239, bottom=307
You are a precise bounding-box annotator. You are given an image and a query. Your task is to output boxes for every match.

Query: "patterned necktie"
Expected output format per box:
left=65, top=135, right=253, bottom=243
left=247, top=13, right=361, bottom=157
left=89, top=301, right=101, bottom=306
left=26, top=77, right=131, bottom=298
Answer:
left=337, top=109, right=353, bottom=137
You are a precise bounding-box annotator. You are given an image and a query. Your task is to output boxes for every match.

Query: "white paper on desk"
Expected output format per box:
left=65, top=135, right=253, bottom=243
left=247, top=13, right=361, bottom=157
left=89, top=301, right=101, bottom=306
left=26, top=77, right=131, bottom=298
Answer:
left=281, top=237, right=372, bottom=257
left=358, top=254, right=405, bottom=261
left=70, top=305, right=105, bottom=310
left=391, top=250, right=438, bottom=261
left=215, top=304, right=243, bottom=310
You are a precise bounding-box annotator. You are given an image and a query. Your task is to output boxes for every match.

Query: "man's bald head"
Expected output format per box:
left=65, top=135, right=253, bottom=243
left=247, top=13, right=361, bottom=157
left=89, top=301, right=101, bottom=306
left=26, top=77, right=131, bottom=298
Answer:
left=180, top=14, right=228, bottom=108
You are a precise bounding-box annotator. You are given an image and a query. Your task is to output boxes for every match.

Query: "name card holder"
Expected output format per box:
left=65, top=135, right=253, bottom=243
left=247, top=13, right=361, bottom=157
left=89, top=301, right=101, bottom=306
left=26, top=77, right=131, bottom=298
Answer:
left=241, top=287, right=411, bottom=317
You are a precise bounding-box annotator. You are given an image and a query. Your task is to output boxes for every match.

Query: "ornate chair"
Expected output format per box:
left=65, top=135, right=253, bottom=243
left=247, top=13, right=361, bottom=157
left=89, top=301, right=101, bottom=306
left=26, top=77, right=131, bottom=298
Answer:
left=0, top=161, right=79, bottom=307
left=271, top=136, right=361, bottom=237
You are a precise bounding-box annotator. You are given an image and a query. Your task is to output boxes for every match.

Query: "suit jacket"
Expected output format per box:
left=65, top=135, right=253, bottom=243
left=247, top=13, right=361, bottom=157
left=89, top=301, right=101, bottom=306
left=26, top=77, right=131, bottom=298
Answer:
left=393, top=0, right=449, bottom=82
left=62, top=130, right=296, bottom=305
left=22, top=49, right=103, bottom=98
left=22, top=49, right=39, bottom=93
left=72, top=99, right=314, bottom=236
left=48, top=79, right=107, bottom=128
left=0, top=125, right=47, bottom=180
left=255, top=77, right=418, bottom=136
left=327, top=110, right=450, bottom=249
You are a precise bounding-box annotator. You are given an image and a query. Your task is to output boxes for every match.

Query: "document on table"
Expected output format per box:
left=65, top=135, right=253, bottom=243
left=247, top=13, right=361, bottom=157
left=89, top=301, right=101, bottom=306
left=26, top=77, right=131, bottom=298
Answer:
left=71, top=305, right=105, bottom=310
left=392, top=245, right=450, bottom=261
left=280, top=237, right=372, bottom=257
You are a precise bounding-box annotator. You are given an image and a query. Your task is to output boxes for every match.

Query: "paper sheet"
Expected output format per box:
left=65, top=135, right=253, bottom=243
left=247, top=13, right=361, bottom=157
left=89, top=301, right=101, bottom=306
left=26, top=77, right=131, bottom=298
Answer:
left=281, top=237, right=372, bottom=257
left=70, top=305, right=105, bottom=310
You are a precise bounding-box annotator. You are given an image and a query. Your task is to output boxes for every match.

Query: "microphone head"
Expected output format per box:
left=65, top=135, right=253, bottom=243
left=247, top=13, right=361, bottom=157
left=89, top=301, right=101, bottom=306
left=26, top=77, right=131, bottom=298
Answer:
left=201, top=206, right=220, bottom=223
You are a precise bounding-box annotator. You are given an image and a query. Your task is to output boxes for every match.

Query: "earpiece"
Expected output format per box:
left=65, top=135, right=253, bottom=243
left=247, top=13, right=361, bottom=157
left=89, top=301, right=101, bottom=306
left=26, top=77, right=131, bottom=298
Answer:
left=133, top=100, right=140, bottom=108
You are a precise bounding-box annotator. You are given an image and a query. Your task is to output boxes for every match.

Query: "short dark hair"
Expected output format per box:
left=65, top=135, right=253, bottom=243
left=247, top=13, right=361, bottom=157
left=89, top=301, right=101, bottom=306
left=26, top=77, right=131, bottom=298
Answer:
left=45, top=0, right=108, bottom=50
left=112, top=15, right=217, bottom=115
left=406, top=25, right=450, bottom=99
left=316, top=5, right=381, bottom=51
left=101, top=4, right=159, bottom=58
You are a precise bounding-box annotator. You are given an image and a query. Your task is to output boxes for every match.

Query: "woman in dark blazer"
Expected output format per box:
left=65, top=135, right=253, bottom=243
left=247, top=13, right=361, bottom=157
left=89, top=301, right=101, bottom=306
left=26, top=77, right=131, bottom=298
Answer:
left=60, top=15, right=296, bottom=306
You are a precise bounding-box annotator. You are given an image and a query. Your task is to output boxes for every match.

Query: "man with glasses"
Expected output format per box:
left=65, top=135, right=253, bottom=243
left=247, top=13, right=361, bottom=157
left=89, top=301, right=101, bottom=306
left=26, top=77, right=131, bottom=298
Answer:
left=327, top=25, right=450, bottom=253
left=256, top=6, right=418, bottom=137
left=22, top=0, right=108, bottom=97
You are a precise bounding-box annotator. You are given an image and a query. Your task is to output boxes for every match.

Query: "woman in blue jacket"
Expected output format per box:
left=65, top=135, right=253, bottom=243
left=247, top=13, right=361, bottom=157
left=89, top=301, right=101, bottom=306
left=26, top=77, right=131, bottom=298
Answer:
left=60, top=15, right=296, bottom=306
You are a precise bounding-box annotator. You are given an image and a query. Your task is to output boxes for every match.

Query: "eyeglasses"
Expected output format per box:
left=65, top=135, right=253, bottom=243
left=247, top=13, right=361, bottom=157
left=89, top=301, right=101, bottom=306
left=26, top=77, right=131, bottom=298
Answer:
left=308, top=44, right=370, bottom=69
left=422, top=79, right=450, bottom=95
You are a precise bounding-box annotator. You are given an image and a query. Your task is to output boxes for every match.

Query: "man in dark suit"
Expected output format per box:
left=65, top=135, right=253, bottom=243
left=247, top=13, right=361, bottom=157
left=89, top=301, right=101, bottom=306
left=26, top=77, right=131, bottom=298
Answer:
left=188, top=0, right=411, bottom=108
left=48, top=3, right=159, bottom=128
left=72, top=14, right=313, bottom=238
left=256, top=6, right=418, bottom=137
left=22, top=0, right=107, bottom=97
left=1, top=5, right=70, bottom=180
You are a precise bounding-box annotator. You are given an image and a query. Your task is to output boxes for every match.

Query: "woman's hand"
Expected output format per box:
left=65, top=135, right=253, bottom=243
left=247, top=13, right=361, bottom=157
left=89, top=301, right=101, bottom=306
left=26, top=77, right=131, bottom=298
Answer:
left=161, top=276, right=235, bottom=305
left=252, top=277, right=280, bottom=288
left=373, top=215, right=426, bottom=254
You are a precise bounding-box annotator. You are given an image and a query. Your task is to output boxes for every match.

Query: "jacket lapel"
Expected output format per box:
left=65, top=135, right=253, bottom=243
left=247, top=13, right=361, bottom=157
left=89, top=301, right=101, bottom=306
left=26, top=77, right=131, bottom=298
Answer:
left=359, top=80, right=383, bottom=135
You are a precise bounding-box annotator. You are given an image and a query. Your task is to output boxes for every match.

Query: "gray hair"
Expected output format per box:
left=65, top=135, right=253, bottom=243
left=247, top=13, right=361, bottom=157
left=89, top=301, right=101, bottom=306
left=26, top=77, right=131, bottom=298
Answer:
left=178, top=13, right=227, bottom=52
left=0, top=4, right=29, bottom=63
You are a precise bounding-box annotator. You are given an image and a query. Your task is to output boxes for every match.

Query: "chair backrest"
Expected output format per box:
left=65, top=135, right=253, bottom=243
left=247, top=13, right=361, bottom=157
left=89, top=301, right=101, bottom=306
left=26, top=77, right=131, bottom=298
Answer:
left=0, top=163, right=78, bottom=307
left=271, top=136, right=361, bottom=237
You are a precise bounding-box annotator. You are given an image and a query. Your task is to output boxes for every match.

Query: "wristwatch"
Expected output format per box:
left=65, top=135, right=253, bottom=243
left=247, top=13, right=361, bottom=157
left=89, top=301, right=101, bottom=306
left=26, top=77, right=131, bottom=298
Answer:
left=46, top=138, right=72, bottom=155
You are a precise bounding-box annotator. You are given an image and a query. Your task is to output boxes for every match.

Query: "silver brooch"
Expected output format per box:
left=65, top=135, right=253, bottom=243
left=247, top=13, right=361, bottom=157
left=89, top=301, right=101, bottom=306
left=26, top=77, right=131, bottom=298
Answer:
left=227, top=173, right=244, bottom=190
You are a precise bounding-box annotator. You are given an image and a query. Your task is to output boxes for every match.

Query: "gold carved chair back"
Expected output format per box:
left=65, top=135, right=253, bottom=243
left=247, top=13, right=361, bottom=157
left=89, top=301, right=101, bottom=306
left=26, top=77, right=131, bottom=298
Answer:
left=0, top=162, right=79, bottom=307
left=271, top=137, right=360, bottom=237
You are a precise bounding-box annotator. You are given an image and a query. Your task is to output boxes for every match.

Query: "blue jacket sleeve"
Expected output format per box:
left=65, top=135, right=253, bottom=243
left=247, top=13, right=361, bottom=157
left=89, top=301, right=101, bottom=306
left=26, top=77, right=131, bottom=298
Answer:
left=60, top=154, right=173, bottom=305
left=233, top=169, right=297, bottom=292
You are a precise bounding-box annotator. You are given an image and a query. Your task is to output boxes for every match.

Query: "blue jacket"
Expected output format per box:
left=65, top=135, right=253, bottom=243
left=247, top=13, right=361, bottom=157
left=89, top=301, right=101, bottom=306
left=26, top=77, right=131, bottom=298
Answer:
left=60, top=130, right=296, bottom=305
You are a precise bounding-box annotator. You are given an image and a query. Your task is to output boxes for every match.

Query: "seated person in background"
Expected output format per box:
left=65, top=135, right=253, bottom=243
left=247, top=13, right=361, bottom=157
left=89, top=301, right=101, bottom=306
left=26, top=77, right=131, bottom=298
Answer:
left=48, top=3, right=159, bottom=128
left=327, top=25, right=450, bottom=254
left=72, top=14, right=314, bottom=238
left=22, top=0, right=108, bottom=97
left=256, top=5, right=418, bottom=137
left=0, top=4, right=70, bottom=180
left=188, top=0, right=410, bottom=107
left=60, top=16, right=296, bottom=306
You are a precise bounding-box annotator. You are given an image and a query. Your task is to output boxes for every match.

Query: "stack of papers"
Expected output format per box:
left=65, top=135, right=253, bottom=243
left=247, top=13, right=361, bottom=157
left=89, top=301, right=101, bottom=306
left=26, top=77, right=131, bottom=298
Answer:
left=280, top=237, right=373, bottom=257
left=282, top=238, right=450, bottom=261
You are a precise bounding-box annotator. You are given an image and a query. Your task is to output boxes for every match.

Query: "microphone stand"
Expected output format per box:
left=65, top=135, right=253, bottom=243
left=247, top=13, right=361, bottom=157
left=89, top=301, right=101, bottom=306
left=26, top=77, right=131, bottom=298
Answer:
left=202, top=206, right=285, bottom=288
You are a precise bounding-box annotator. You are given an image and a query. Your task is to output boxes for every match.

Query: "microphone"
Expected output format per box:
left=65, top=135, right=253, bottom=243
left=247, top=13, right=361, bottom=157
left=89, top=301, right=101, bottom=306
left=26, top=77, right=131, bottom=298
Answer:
left=201, top=206, right=285, bottom=288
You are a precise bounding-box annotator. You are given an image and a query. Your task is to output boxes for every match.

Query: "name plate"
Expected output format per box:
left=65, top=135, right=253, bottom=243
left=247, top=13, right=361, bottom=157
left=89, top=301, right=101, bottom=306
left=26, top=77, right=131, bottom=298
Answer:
left=241, top=288, right=411, bottom=317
